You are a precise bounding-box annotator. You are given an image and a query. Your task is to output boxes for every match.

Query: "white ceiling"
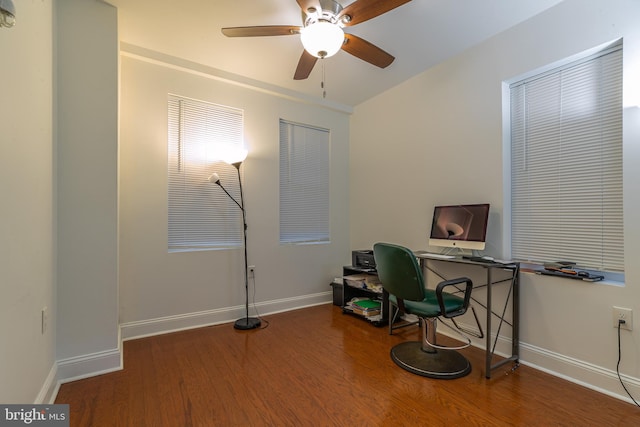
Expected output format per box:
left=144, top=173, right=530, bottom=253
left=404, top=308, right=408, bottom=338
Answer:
left=107, top=0, right=563, bottom=107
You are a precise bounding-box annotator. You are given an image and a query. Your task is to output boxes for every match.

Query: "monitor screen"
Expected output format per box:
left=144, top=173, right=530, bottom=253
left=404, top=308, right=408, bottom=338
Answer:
left=428, top=204, right=490, bottom=251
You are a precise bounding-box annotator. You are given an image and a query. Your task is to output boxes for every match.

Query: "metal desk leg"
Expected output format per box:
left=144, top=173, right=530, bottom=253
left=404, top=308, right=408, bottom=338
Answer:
left=485, top=267, right=493, bottom=379
left=486, top=265, right=520, bottom=378
left=512, top=268, right=520, bottom=366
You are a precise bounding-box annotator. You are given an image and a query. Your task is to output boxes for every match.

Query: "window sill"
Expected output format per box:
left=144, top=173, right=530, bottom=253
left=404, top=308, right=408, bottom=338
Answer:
left=522, top=268, right=624, bottom=287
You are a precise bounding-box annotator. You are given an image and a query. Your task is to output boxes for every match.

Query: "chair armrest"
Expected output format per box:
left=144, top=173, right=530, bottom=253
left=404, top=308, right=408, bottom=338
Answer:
left=436, top=277, right=473, bottom=318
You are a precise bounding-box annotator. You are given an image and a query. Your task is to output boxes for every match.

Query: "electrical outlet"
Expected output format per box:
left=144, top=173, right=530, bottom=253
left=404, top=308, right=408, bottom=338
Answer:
left=248, top=265, right=255, bottom=278
left=613, top=306, right=633, bottom=331
left=41, top=307, right=48, bottom=334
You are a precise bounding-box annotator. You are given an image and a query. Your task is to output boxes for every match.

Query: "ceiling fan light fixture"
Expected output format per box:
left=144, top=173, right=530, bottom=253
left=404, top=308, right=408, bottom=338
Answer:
left=300, top=21, right=344, bottom=59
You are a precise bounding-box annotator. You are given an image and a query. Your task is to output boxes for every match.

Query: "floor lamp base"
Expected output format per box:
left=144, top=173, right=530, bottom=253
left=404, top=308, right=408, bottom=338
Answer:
left=234, top=317, right=261, bottom=330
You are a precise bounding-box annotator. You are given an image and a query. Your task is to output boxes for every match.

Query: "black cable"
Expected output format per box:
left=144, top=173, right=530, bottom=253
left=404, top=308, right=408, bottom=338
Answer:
left=250, top=274, right=269, bottom=329
left=616, top=320, right=640, bottom=407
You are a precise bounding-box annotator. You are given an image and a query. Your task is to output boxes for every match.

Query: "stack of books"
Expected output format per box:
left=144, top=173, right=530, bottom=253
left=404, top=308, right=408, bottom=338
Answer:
left=543, top=261, right=577, bottom=275
left=544, top=260, right=576, bottom=269
left=348, top=298, right=381, bottom=317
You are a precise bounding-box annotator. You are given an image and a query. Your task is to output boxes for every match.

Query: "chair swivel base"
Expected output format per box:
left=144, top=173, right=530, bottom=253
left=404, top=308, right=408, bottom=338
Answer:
left=390, top=341, right=471, bottom=379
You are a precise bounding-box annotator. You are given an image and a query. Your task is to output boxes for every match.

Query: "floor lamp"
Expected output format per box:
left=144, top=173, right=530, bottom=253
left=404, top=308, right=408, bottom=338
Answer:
left=209, top=151, right=261, bottom=330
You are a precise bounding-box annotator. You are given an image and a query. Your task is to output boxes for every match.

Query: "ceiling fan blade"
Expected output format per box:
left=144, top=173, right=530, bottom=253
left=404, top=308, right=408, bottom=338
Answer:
left=341, top=34, right=394, bottom=68
left=294, top=50, right=318, bottom=80
left=296, top=0, right=322, bottom=16
left=221, top=26, right=301, bottom=37
left=338, top=0, right=412, bottom=27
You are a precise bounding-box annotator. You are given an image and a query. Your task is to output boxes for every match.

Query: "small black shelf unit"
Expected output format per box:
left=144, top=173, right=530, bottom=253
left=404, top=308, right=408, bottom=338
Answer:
left=331, top=266, right=389, bottom=327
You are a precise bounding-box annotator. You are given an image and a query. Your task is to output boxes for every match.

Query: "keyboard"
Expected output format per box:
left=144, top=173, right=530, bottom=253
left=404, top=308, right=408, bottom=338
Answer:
left=462, top=255, right=495, bottom=263
left=423, top=253, right=456, bottom=259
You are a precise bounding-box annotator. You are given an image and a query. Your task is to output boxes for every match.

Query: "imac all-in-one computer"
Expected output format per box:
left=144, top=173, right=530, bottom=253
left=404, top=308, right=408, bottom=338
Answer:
left=428, top=203, right=490, bottom=251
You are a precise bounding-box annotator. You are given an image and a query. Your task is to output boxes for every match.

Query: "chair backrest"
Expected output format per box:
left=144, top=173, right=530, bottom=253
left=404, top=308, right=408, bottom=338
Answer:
left=373, top=243, right=425, bottom=302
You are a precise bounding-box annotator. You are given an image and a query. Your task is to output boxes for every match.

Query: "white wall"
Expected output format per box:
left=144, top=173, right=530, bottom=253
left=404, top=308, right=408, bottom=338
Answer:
left=350, top=0, right=640, bottom=401
left=0, top=1, right=55, bottom=403
left=55, top=0, right=120, bottom=379
left=118, top=50, right=351, bottom=337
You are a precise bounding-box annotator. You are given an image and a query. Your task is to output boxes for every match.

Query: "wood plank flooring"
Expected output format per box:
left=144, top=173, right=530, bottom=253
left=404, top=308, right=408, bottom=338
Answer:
left=56, top=304, right=640, bottom=426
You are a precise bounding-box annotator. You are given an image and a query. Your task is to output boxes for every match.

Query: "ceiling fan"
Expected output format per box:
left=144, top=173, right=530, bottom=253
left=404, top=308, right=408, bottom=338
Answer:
left=222, top=0, right=412, bottom=80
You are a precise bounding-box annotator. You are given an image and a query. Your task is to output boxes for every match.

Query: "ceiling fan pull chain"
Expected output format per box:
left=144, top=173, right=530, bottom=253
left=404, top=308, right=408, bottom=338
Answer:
left=322, top=61, right=326, bottom=98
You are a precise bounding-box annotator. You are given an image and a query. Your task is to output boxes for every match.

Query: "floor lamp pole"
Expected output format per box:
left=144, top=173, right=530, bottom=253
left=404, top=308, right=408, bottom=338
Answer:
left=232, top=162, right=261, bottom=330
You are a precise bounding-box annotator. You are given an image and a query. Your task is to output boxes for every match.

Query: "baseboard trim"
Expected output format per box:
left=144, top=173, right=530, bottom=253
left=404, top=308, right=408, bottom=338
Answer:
left=35, top=363, right=58, bottom=404
left=56, top=347, right=123, bottom=385
left=120, top=291, right=333, bottom=341
left=440, top=319, right=640, bottom=404
left=519, top=341, right=640, bottom=405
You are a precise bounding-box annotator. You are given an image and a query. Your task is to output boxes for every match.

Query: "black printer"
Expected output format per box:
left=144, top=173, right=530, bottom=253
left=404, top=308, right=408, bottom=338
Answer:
left=352, top=250, right=376, bottom=270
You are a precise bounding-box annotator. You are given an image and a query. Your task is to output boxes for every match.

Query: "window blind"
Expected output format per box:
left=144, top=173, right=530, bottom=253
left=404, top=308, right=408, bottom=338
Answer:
left=279, top=120, right=330, bottom=244
left=510, top=45, right=623, bottom=272
left=168, top=96, right=244, bottom=251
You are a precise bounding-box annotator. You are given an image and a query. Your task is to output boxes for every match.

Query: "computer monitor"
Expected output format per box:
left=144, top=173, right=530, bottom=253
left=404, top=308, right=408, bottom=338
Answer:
left=428, top=204, right=490, bottom=251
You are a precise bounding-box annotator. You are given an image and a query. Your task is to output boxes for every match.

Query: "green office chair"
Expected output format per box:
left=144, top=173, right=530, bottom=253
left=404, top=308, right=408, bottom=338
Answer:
left=373, top=242, right=473, bottom=379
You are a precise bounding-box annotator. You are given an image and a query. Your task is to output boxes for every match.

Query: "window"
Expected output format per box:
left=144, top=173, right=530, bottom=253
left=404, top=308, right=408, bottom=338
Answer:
left=279, top=120, right=330, bottom=244
left=509, top=42, right=623, bottom=273
left=168, top=95, right=244, bottom=252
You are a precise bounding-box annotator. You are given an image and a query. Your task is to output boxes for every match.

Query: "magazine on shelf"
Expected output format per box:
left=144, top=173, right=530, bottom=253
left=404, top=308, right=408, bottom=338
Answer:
left=343, top=274, right=383, bottom=293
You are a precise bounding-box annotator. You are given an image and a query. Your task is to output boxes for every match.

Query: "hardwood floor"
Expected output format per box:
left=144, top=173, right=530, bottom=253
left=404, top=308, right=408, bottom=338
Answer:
left=56, top=304, right=640, bottom=426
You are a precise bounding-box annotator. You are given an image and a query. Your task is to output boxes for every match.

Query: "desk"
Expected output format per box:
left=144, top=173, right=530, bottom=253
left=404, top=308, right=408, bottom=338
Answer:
left=415, top=252, right=520, bottom=379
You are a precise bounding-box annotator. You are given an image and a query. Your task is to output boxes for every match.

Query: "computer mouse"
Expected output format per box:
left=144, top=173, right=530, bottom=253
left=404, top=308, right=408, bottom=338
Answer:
left=577, top=271, right=590, bottom=278
left=482, top=256, right=494, bottom=261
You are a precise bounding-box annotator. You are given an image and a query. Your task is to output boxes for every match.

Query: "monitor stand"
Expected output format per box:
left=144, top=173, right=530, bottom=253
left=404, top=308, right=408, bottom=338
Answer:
left=442, top=247, right=465, bottom=257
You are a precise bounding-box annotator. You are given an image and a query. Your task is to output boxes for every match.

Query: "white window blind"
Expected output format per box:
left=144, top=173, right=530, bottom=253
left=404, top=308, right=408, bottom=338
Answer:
left=279, top=120, right=330, bottom=244
left=168, top=95, right=244, bottom=251
left=510, top=45, right=623, bottom=272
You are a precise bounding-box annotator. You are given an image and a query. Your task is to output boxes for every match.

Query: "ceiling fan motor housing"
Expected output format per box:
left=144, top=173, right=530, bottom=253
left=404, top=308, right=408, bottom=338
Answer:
left=301, top=0, right=345, bottom=27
